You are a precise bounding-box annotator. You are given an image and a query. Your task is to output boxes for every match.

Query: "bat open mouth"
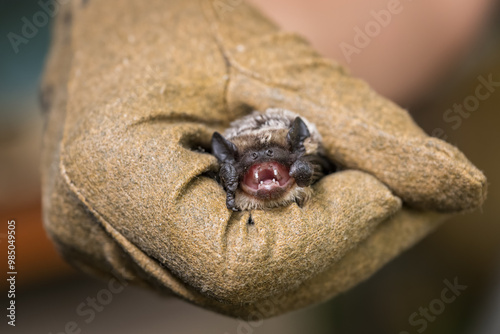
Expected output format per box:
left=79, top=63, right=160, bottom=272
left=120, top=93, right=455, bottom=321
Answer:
left=241, top=161, right=293, bottom=199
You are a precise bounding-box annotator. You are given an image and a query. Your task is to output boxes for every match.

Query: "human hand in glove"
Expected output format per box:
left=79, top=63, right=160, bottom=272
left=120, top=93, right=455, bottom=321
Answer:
left=41, top=0, right=486, bottom=319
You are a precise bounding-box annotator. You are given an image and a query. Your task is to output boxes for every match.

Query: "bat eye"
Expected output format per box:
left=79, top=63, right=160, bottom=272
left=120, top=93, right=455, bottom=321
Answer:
left=266, top=149, right=273, bottom=157
left=251, top=152, right=259, bottom=160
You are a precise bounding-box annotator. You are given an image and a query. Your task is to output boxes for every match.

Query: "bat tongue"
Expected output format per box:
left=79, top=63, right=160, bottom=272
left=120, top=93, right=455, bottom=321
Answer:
left=243, top=162, right=290, bottom=190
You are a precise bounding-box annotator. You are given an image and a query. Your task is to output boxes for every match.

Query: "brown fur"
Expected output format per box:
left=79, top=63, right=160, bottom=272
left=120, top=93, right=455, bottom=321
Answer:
left=234, top=185, right=314, bottom=211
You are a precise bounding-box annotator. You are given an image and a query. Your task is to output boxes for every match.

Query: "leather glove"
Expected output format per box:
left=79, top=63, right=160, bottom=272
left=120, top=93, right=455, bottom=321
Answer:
left=41, top=0, right=486, bottom=318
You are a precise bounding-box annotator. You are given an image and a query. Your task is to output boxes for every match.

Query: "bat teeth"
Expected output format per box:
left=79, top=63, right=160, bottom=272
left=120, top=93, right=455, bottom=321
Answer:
left=272, top=178, right=276, bottom=183
left=260, top=181, right=263, bottom=185
left=254, top=172, right=259, bottom=180
left=273, top=168, right=278, bottom=176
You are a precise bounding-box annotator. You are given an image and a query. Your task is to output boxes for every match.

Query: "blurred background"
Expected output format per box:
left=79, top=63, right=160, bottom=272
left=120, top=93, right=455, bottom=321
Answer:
left=1, top=0, right=499, bottom=333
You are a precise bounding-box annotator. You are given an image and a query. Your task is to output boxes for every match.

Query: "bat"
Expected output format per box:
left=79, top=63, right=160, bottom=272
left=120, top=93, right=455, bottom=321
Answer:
left=211, top=108, right=334, bottom=211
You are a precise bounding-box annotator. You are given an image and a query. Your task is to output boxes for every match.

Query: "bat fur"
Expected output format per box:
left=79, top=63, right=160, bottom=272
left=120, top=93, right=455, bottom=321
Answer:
left=211, top=108, right=333, bottom=211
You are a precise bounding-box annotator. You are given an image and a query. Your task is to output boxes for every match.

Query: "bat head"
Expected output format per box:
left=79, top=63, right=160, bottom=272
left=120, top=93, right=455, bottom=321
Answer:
left=212, top=117, right=318, bottom=210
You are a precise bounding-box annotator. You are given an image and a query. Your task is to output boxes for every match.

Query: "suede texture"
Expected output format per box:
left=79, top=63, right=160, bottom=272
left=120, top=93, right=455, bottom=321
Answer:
left=41, top=0, right=486, bottom=319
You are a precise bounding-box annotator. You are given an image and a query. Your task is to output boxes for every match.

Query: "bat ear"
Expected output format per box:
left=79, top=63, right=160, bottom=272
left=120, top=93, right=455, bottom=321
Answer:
left=287, top=117, right=311, bottom=153
left=211, top=132, right=238, bottom=163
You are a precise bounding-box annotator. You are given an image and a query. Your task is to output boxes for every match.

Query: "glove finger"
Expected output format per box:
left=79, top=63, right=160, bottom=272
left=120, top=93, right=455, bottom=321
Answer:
left=202, top=1, right=487, bottom=212
left=231, top=209, right=447, bottom=319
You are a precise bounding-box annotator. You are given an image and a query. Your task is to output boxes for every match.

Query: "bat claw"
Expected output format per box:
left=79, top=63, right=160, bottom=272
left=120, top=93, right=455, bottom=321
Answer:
left=295, top=196, right=306, bottom=208
left=226, top=197, right=239, bottom=211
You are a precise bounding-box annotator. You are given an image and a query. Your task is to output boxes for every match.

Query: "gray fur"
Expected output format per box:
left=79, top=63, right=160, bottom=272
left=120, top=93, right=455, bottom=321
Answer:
left=216, top=108, right=327, bottom=210
left=224, top=108, right=322, bottom=144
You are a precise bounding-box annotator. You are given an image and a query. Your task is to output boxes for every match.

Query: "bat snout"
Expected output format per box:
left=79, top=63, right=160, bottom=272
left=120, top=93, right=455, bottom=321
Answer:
left=241, top=161, right=294, bottom=200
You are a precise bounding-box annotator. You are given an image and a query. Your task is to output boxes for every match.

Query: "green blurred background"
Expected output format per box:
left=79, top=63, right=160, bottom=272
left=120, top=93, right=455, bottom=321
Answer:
left=1, top=0, right=499, bottom=333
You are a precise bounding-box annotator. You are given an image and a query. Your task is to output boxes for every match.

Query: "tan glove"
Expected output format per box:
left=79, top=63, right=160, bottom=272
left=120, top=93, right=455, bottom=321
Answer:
left=41, top=0, right=486, bottom=318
